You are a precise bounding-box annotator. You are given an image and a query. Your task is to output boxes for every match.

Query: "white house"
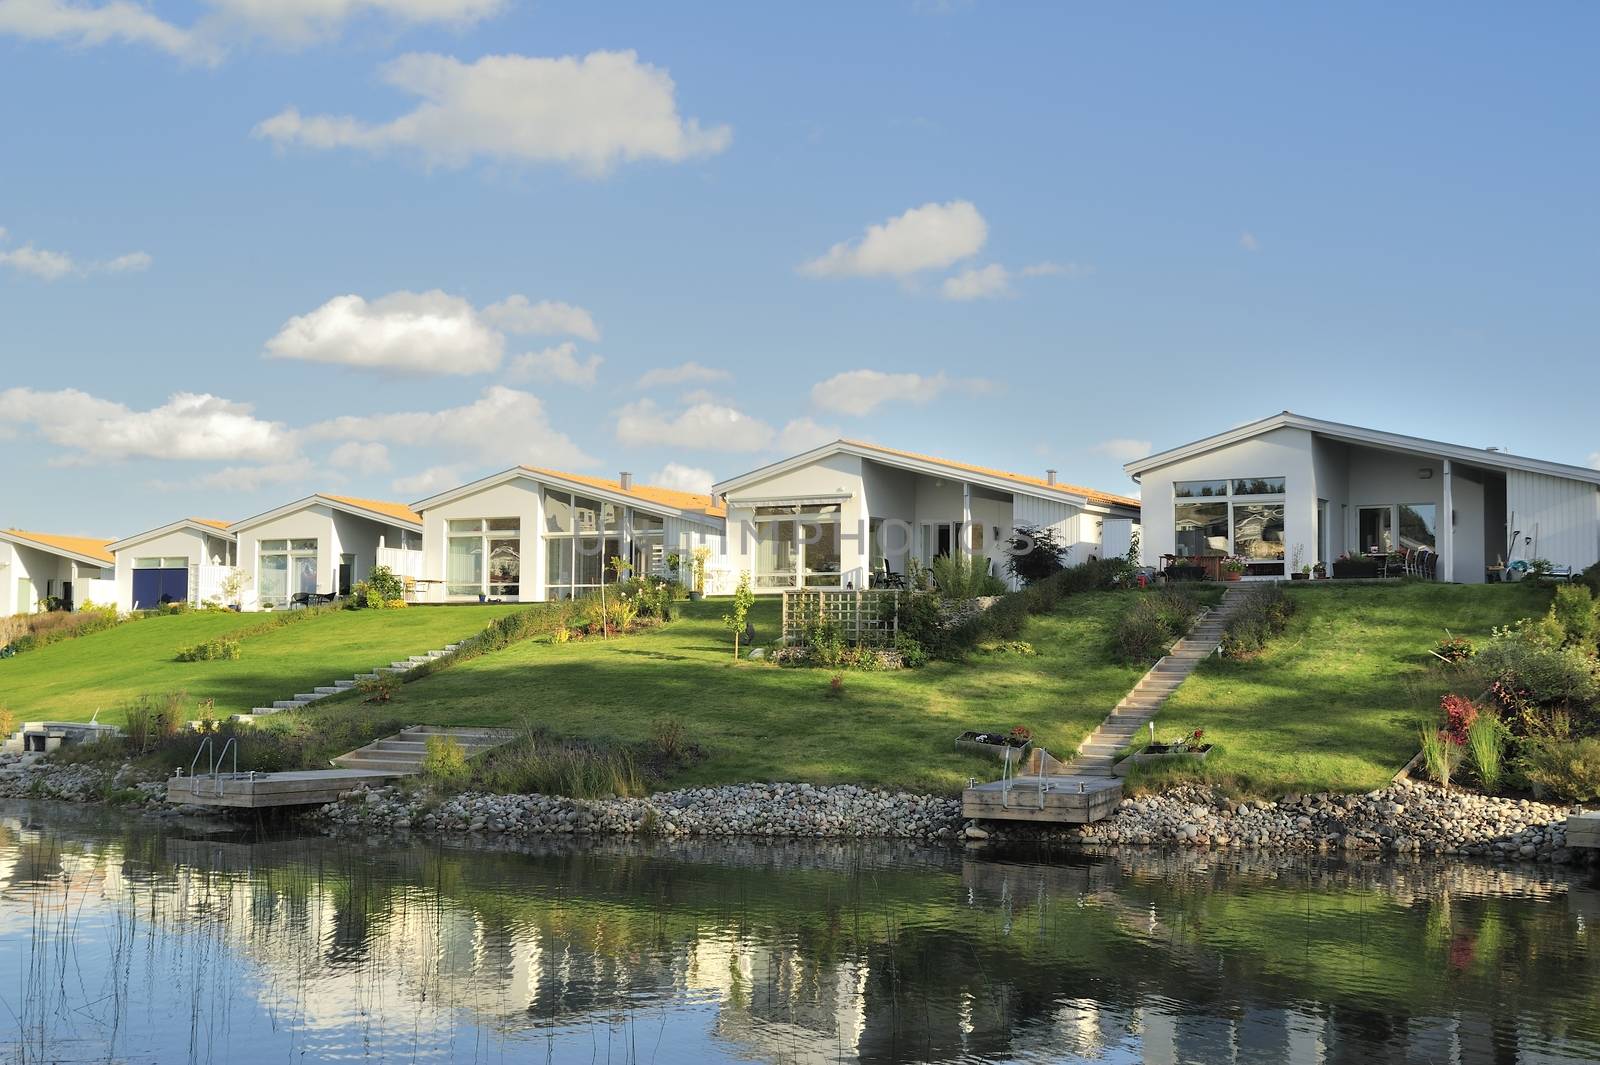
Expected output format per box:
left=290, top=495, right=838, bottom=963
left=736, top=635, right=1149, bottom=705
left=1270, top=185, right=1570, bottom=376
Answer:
left=1125, top=411, right=1600, bottom=582
left=0, top=529, right=116, bottom=615
left=109, top=518, right=237, bottom=611
left=409, top=466, right=726, bottom=603
left=712, top=440, right=1141, bottom=593
left=229, top=494, right=423, bottom=610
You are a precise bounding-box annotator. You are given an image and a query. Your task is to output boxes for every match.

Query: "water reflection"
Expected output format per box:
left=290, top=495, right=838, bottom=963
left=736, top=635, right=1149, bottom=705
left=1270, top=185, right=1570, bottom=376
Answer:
left=1, top=800, right=1595, bottom=1064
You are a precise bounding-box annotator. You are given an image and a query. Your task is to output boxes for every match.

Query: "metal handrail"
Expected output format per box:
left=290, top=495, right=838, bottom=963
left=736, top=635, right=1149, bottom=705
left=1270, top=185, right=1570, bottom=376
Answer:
left=1000, top=745, right=1049, bottom=810
left=214, top=737, right=238, bottom=795
left=188, top=736, right=214, bottom=795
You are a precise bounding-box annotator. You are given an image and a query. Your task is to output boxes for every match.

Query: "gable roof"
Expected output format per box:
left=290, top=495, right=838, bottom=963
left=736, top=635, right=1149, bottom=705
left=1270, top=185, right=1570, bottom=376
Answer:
left=713, top=440, right=1141, bottom=514
left=1124, top=411, right=1600, bottom=487
left=409, top=466, right=726, bottom=522
left=1, top=528, right=115, bottom=567
left=230, top=494, right=422, bottom=533
left=520, top=467, right=727, bottom=518
left=109, top=517, right=237, bottom=553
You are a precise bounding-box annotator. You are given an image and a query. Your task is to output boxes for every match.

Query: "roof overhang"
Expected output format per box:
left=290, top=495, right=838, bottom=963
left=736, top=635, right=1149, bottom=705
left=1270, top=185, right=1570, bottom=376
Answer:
left=110, top=519, right=237, bottom=553
left=714, top=440, right=1095, bottom=509
left=410, top=467, right=723, bottom=524
left=0, top=530, right=114, bottom=568
left=230, top=495, right=422, bottom=534
left=1123, top=411, right=1600, bottom=488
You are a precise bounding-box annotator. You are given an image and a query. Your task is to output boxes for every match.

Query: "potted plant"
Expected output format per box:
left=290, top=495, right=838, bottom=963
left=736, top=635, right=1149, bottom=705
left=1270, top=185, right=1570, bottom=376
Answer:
left=1332, top=551, right=1381, bottom=579
left=1290, top=545, right=1308, bottom=580
left=689, top=545, right=712, bottom=600
left=1312, top=561, right=1326, bottom=580
left=956, top=724, right=1034, bottom=764
left=1114, top=729, right=1213, bottom=775
left=1219, top=555, right=1247, bottom=581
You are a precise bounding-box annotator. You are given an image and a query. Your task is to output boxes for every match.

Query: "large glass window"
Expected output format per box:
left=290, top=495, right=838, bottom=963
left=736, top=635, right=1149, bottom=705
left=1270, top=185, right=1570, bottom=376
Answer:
left=448, top=518, right=519, bottom=599
left=1359, top=507, right=1393, bottom=553
left=753, top=504, right=840, bottom=589
left=802, top=520, right=842, bottom=587
left=1233, top=476, right=1287, bottom=496
left=134, top=556, right=187, bottom=569
left=1233, top=503, right=1286, bottom=561
left=1174, top=480, right=1230, bottom=498
left=259, top=538, right=317, bottom=607
left=1398, top=505, right=1437, bottom=551
left=1174, top=502, right=1229, bottom=557
left=755, top=520, right=798, bottom=588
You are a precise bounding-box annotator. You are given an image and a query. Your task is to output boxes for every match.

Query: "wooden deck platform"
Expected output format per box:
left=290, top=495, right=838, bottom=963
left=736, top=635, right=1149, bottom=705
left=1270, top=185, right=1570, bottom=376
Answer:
left=1568, top=812, right=1600, bottom=850
left=962, top=774, right=1123, bottom=823
left=166, top=769, right=401, bottom=809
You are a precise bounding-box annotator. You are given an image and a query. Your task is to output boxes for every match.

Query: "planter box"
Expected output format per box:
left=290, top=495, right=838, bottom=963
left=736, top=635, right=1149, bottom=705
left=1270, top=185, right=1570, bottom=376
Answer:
left=956, top=730, right=1032, bottom=763
left=1332, top=559, right=1381, bottom=579
left=1113, top=743, right=1213, bottom=776
left=1165, top=565, right=1209, bottom=582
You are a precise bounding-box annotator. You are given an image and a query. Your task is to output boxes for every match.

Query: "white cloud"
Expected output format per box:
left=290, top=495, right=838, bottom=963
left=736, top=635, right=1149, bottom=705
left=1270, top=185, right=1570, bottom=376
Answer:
left=800, top=200, right=987, bottom=279
left=1588, top=451, right=1600, bottom=471
left=264, top=290, right=504, bottom=374
left=201, top=0, right=503, bottom=47
left=0, top=0, right=216, bottom=63
left=809, top=369, right=956, bottom=417
left=0, top=388, right=287, bottom=461
left=776, top=416, right=840, bottom=454
left=185, top=458, right=316, bottom=493
left=483, top=295, right=599, bottom=341
left=940, top=263, right=1011, bottom=301
left=636, top=361, right=731, bottom=389
left=0, top=243, right=75, bottom=280
left=307, top=385, right=594, bottom=467
left=614, top=398, right=774, bottom=451
left=0, top=0, right=501, bottom=63
left=100, top=250, right=152, bottom=272
left=646, top=462, right=714, bottom=495
left=255, top=50, right=732, bottom=177
left=1239, top=231, right=1261, bottom=252
left=327, top=440, right=391, bottom=474
left=1090, top=437, right=1153, bottom=462
left=391, top=464, right=469, bottom=497
left=509, top=341, right=602, bottom=386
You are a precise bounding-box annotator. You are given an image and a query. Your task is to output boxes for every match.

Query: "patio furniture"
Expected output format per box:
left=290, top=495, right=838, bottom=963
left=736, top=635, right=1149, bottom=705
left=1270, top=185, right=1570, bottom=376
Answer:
left=874, top=568, right=906, bottom=589
left=290, top=591, right=336, bottom=609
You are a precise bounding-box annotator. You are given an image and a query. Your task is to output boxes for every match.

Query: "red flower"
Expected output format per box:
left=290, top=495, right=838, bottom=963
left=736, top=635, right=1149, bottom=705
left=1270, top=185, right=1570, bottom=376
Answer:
left=1440, top=694, right=1478, bottom=746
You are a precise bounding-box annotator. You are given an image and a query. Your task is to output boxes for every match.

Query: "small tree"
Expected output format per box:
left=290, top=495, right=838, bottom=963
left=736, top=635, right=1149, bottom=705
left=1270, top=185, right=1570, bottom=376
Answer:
left=366, top=564, right=405, bottom=603
left=217, top=567, right=251, bottom=609
left=691, top=545, right=713, bottom=593
left=721, top=571, right=754, bottom=659
left=1004, top=524, right=1068, bottom=585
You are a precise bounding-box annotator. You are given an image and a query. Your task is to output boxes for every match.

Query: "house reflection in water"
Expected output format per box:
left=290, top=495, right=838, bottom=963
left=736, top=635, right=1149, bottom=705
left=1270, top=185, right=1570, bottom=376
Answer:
left=0, top=807, right=1596, bottom=1064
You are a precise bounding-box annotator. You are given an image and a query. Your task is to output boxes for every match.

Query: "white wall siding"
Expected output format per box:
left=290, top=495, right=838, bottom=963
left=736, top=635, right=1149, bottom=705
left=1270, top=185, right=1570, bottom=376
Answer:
left=1506, top=471, right=1600, bottom=572
left=1011, top=495, right=1083, bottom=583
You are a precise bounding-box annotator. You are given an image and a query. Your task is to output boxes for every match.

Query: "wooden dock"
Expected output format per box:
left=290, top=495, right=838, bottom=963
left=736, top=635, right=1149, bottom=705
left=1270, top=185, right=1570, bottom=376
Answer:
left=166, top=769, right=402, bottom=809
left=1568, top=812, right=1600, bottom=851
left=962, top=749, right=1123, bottom=824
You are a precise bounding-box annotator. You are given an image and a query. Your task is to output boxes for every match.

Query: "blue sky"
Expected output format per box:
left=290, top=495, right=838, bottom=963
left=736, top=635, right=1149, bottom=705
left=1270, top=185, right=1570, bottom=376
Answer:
left=2, top=1, right=1597, bottom=537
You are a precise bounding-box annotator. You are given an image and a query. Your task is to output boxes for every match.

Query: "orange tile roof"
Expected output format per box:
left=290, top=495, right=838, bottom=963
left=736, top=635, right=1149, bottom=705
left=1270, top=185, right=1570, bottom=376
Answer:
left=3, top=528, right=115, bottom=565
left=190, top=518, right=233, bottom=531
left=521, top=467, right=727, bottom=518
left=321, top=495, right=423, bottom=526
left=842, top=440, right=1141, bottom=510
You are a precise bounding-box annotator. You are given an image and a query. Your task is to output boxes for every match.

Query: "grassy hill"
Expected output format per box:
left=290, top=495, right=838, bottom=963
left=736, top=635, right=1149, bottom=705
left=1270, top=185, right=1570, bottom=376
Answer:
left=0, top=605, right=523, bottom=723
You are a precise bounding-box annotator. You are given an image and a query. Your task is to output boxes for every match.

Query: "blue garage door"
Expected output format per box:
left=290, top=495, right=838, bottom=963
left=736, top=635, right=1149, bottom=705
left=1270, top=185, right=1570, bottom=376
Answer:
left=132, top=567, right=188, bottom=609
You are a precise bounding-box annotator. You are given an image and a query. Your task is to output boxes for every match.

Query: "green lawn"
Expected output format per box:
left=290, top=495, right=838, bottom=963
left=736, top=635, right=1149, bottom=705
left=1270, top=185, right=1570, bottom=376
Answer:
left=261, top=591, right=1167, bottom=795
left=1133, top=581, right=1553, bottom=796
left=0, top=605, right=523, bottom=723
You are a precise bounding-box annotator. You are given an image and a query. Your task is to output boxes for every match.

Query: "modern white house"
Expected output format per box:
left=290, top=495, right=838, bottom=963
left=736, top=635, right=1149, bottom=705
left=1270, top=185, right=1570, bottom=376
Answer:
left=109, top=518, right=237, bottom=611
left=712, top=440, right=1141, bottom=593
left=1125, top=411, right=1600, bottom=582
left=409, top=466, right=726, bottom=603
left=0, top=529, right=116, bottom=615
left=229, top=494, right=423, bottom=610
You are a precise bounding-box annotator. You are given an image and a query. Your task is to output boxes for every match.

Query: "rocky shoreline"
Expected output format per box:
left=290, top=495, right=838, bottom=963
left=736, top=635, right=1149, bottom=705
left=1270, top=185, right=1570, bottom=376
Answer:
left=3, top=752, right=1592, bottom=866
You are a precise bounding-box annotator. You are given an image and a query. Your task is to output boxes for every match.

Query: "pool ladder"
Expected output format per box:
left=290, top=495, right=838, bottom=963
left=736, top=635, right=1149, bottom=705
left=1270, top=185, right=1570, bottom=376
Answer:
left=182, top=735, right=245, bottom=797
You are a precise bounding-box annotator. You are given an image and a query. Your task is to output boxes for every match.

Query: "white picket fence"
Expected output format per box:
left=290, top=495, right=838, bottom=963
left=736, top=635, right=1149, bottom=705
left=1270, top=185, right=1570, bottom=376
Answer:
left=376, top=547, right=425, bottom=580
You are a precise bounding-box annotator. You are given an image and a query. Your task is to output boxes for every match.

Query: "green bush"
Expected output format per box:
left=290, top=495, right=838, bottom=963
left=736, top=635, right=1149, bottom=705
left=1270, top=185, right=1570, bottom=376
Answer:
left=1465, top=711, right=1508, bottom=792
left=931, top=552, right=1007, bottom=598
left=1519, top=736, right=1600, bottom=802
left=1003, top=524, right=1068, bottom=585
left=893, top=633, right=929, bottom=668
left=423, top=735, right=471, bottom=787
left=1, top=604, right=121, bottom=656
left=122, top=692, right=188, bottom=752
left=1417, top=725, right=1460, bottom=788
left=1220, top=583, right=1294, bottom=657
left=475, top=731, right=644, bottom=798
left=1476, top=622, right=1600, bottom=714
left=367, top=565, right=405, bottom=603
left=1548, top=583, right=1599, bottom=648
left=1113, top=587, right=1203, bottom=664
left=174, top=638, right=242, bottom=662
left=358, top=674, right=398, bottom=703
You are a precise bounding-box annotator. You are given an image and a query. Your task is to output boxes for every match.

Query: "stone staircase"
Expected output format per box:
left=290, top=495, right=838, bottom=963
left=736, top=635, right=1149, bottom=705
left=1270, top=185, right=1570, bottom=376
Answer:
left=229, top=642, right=465, bottom=723
left=1072, top=586, right=1250, bottom=776
left=331, top=725, right=517, bottom=774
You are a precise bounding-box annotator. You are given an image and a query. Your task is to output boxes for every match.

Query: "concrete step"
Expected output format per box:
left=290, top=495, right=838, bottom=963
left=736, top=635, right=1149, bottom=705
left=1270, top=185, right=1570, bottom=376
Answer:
left=408, top=655, right=432, bottom=663
left=371, top=738, right=501, bottom=754
left=272, top=699, right=308, bottom=710
left=331, top=756, right=424, bottom=774
left=332, top=679, right=356, bottom=689
left=314, top=686, right=343, bottom=695
left=355, top=673, right=381, bottom=681
left=1078, top=743, right=1125, bottom=758
left=250, top=707, right=279, bottom=716
left=425, top=650, right=447, bottom=659
left=293, top=693, right=327, bottom=703
left=390, top=662, right=417, bottom=671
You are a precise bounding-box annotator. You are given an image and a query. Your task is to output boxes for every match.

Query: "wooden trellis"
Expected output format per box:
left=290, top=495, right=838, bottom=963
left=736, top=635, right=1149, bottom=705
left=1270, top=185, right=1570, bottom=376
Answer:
left=781, top=589, right=900, bottom=648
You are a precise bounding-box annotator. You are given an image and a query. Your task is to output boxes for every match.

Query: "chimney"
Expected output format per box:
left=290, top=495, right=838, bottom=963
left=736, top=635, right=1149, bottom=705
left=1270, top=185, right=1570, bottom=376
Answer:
left=1045, top=469, right=1058, bottom=486
left=619, top=471, right=634, bottom=491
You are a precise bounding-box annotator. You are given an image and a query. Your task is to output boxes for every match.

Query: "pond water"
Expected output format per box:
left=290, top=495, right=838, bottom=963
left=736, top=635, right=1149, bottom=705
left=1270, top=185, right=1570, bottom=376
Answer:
left=1, top=800, right=1596, bottom=1065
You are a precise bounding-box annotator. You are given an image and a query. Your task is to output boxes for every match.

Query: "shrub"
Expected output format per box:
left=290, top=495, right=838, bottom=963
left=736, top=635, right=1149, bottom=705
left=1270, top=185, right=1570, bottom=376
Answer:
left=1, top=604, right=121, bottom=656
left=1114, top=598, right=1175, bottom=663
left=1418, top=726, right=1460, bottom=789
left=423, top=735, right=471, bottom=787
left=649, top=716, right=688, bottom=760
left=826, top=673, right=845, bottom=699
left=1476, top=622, right=1600, bottom=716
left=1465, top=710, right=1508, bottom=792
left=893, top=633, right=929, bottom=668
left=931, top=552, right=1007, bottom=598
left=721, top=571, right=755, bottom=659
left=1220, top=583, right=1294, bottom=658
left=367, top=565, right=405, bottom=603
left=1519, top=736, right=1600, bottom=802
left=359, top=674, right=398, bottom=703
left=175, top=638, right=242, bottom=662
left=1432, top=634, right=1475, bottom=662
left=123, top=692, right=187, bottom=752
left=0, top=706, right=14, bottom=740
left=476, top=731, right=644, bottom=798
left=1003, top=524, right=1067, bottom=585
left=1440, top=693, right=1478, bottom=745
